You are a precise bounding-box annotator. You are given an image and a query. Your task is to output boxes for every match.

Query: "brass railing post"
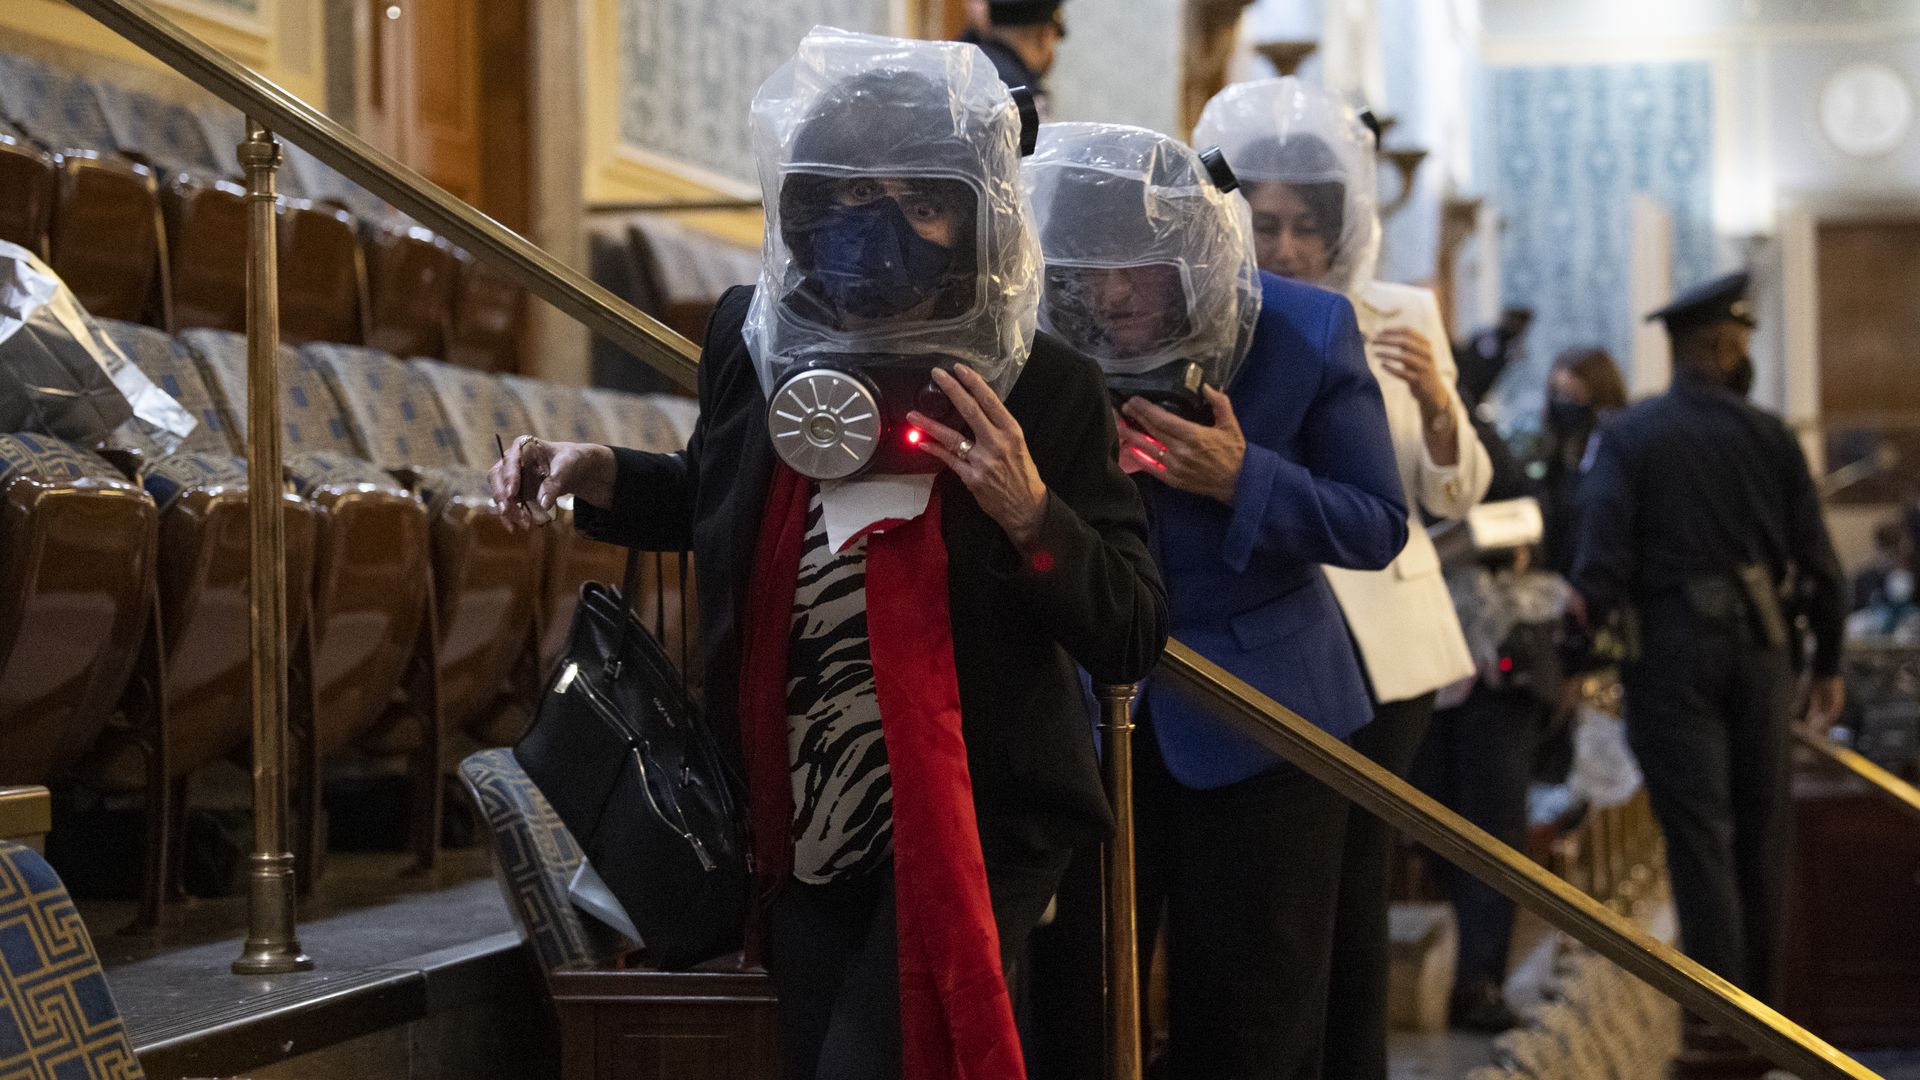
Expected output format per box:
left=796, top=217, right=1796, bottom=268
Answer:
left=232, top=118, right=311, bottom=976
left=1096, top=683, right=1143, bottom=1080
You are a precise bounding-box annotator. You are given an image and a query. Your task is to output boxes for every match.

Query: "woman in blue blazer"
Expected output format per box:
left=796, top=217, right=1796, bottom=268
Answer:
left=1025, top=124, right=1406, bottom=1079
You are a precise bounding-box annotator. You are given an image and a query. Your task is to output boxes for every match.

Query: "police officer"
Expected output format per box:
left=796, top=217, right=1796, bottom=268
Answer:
left=959, top=0, right=1066, bottom=120
left=1568, top=272, right=1846, bottom=1058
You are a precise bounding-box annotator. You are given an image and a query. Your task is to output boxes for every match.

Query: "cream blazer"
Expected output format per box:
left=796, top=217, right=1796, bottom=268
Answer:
left=1323, top=280, right=1491, bottom=704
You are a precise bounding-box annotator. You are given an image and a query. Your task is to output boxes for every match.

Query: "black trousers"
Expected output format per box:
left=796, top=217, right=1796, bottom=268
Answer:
left=1321, top=691, right=1436, bottom=1080
left=1622, top=600, right=1791, bottom=1000
left=1134, top=717, right=1351, bottom=1080
left=1414, top=683, right=1540, bottom=991
left=1026, top=719, right=1353, bottom=1080
left=766, top=845, right=1070, bottom=1080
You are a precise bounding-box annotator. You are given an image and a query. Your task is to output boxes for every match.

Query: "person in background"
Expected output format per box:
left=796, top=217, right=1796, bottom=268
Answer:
left=1853, top=519, right=1914, bottom=612
left=959, top=0, right=1067, bottom=120
left=1541, top=347, right=1627, bottom=574
left=1569, top=271, right=1847, bottom=1078
left=1023, top=119, right=1407, bottom=1080
left=1846, top=519, right=1918, bottom=642
left=1456, top=307, right=1534, bottom=412
left=1417, top=424, right=1558, bottom=1033
left=492, top=33, right=1165, bottom=1080
left=1194, top=77, right=1493, bottom=1080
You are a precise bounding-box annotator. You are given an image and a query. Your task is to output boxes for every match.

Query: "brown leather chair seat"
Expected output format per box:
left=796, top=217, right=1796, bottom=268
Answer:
left=184, top=328, right=440, bottom=872
left=279, top=199, right=369, bottom=347
left=445, top=253, right=524, bottom=373
left=0, top=54, right=170, bottom=327
left=0, top=123, right=54, bottom=258
left=48, top=152, right=171, bottom=327
left=0, top=432, right=157, bottom=789
left=162, top=174, right=248, bottom=334
left=363, top=223, right=458, bottom=360
left=76, top=322, right=322, bottom=924
left=412, top=360, right=631, bottom=682
left=306, top=343, right=539, bottom=754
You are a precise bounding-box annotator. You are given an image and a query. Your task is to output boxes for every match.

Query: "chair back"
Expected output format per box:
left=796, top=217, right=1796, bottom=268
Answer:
left=0, top=840, right=146, bottom=1079
left=457, top=748, right=628, bottom=974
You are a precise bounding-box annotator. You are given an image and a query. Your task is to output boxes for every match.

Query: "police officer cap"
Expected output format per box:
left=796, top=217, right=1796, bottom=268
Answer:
left=1646, top=271, right=1755, bottom=332
left=987, top=0, right=1064, bottom=26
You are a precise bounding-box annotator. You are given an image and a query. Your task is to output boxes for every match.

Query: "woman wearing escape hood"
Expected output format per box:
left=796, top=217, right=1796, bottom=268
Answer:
left=1021, top=122, right=1405, bottom=1080
left=488, top=28, right=1165, bottom=1080
left=1193, top=78, right=1493, bottom=1079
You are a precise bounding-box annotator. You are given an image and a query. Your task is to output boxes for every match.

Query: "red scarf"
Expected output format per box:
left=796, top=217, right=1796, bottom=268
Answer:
left=739, top=463, right=1025, bottom=1080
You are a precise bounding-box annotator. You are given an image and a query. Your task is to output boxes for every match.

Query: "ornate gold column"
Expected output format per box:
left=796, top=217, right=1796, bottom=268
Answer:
left=1098, top=682, right=1143, bottom=1080
left=233, top=118, right=312, bottom=976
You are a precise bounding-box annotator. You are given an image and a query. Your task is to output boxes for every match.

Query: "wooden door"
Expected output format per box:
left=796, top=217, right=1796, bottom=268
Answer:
left=1815, top=218, right=1920, bottom=502
left=1818, top=219, right=1920, bottom=423
left=359, top=0, right=528, bottom=227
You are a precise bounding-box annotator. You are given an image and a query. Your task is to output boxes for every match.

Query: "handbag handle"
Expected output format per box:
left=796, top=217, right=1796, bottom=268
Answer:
left=607, top=546, right=644, bottom=682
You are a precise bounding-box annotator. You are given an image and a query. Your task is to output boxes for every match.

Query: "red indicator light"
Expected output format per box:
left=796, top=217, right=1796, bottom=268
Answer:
left=906, top=428, right=923, bottom=445
left=1030, top=549, right=1055, bottom=573
left=1499, top=656, right=1514, bottom=672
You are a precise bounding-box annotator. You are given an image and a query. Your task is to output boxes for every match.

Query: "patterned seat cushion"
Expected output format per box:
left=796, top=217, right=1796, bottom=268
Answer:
left=499, top=375, right=610, bottom=445
left=457, top=748, right=625, bottom=973
left=0, top=841, right=146, bottom=1079
left=0, top=54, right=116, bottom=156
left=180, top=328, right=361, bottom=458
left=409, top=463, right=493, bottom=517
left=284, top=449, right=407, bottom=500
left=141, top=450, right=249, bottom=510
left=0, top=432, right=132, bottom=490
left=303, top=344, right=463, bottom=472
left=581, top=388, right=684, bottom=454
left=408, top=358, right=534, bottom=468
left=98, top=320, right=237, bottom=457
left=93, top=83, right=221, bottom=181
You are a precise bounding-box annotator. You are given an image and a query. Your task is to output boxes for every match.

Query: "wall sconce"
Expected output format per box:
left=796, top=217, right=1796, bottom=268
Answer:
left=1380, top=147, right=1428, bottom=217
left=1254, top=39, right=1317, bottom=77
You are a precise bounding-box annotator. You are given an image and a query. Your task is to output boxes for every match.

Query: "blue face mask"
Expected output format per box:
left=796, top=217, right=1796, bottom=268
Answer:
left=808, top=198, right=957, bottom=320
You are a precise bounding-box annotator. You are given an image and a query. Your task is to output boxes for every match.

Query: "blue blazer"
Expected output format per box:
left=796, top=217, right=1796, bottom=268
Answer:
left=1142, top=271, right=1407, bottom=789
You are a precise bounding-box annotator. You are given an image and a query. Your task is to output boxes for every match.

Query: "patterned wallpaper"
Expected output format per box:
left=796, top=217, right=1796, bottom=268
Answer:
left=618, top=0, right=896, bottom=185
left=1489, top=61, right=1717, bottom=420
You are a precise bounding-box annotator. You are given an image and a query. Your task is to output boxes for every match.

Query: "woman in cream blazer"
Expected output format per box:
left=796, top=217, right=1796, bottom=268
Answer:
left=1197, top=77, right=1493, bottom=1079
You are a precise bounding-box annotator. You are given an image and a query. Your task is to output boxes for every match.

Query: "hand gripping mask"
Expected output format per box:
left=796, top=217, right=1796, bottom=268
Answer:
left=1193, top=77, right=1381, bottom=296
left=744, top=28, right=1043, bottom=481
left=1022, top=122, right=1261, bottom=424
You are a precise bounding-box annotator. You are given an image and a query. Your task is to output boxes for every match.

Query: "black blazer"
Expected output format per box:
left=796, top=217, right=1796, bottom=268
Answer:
left=575, top=287, right=1167, bottom=852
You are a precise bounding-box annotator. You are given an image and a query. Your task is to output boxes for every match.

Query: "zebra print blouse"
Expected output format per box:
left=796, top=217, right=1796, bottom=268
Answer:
left=785, top=490, right=893, bottom=882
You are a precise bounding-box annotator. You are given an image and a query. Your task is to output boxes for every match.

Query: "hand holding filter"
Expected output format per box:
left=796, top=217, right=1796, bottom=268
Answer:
left=492, top=433, right=556, bottom=526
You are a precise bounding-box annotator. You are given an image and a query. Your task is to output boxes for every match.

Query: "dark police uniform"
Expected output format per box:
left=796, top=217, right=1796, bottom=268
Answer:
left=959, top=0, right=1061, bottom=120
left=1569, top=273, right=1845, bottom=1001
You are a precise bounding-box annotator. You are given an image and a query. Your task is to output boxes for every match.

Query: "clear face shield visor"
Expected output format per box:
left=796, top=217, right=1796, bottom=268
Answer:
left=1041, top=260, right=1212, bottom=423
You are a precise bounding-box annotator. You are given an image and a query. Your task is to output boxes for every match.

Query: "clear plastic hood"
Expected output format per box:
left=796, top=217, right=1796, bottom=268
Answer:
left=1194, top=77, right=1380, bottom=296
left=1023, top=122, right=1260, bottom=391
left=743, top=27, right=1041, bottom=399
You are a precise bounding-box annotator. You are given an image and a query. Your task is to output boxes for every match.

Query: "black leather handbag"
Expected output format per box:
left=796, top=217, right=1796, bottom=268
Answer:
left=515, top=550, right=749, bottom=970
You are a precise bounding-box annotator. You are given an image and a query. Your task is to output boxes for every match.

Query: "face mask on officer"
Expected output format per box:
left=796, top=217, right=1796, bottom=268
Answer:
left=1547, top=398, right=1596, bottom=435
left=1023, top=123, right=1260, bottom=426
left=1728, top=352, right=1755, bottom=398
left=744, top=32, right=1043, bottom=482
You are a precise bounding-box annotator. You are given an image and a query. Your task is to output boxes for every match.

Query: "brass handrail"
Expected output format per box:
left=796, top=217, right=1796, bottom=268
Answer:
left=1796, top=729, right=1920, bottom=826
left=62, top=2, right=1884, bottom=1075
left=1157, top=641, right=1880, bottom=1080
left=65, top=0, right=699, bottom=392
